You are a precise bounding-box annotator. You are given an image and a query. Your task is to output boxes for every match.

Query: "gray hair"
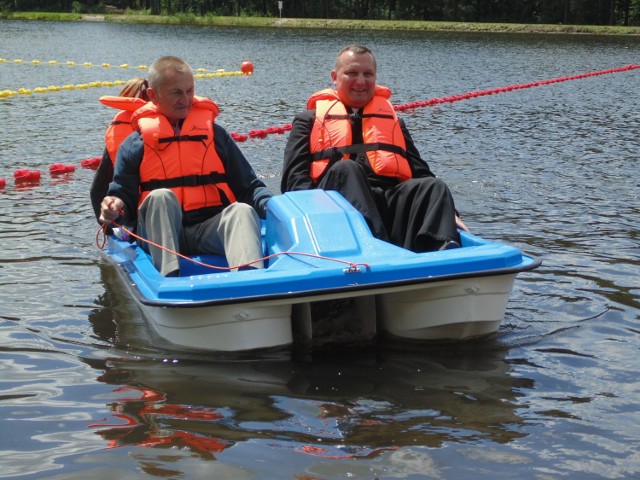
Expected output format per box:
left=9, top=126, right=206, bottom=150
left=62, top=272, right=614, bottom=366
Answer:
left=147, top=56, right=193, bottom=89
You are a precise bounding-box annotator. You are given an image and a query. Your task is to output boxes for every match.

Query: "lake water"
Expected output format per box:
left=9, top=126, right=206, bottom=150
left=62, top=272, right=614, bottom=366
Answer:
left=1, top=20, right=639, bottom=479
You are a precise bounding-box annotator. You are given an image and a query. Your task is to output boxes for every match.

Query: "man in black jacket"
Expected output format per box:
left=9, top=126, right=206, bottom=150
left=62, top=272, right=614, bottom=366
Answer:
left=281, top=44, right=467, bottom=252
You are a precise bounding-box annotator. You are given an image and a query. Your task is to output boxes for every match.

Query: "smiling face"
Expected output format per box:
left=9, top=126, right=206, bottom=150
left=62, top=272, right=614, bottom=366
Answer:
left=331, top=50, right=377, bottom=109
left=147, top=67, right=195, bottom=123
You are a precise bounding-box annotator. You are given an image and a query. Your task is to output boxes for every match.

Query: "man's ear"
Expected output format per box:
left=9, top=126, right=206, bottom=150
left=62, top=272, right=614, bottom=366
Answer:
left=330, top=70, right=337, bottom=85
left=146, top=87, right=158, bottom=105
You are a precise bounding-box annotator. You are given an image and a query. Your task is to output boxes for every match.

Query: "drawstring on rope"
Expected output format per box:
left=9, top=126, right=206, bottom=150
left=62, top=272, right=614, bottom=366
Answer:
left=96, top=222, right=370, bottom=273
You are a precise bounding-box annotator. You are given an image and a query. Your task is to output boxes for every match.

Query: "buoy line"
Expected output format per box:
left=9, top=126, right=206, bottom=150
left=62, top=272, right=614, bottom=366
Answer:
left=1, top=63, right=636, bottom=191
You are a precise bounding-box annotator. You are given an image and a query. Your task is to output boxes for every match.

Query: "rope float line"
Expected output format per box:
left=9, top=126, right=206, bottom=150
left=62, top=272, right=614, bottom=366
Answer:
left=0, top=59, right=254, bottom=98
left=229, top=64, right=640, bottom=142
left=0, top=64, right=637, bottom=190
left=0, top=57, right=253, bottom=74
left=0, top=71, right=249, bottom=99
left=392, top=63, right=640, bottom=112
left=1, top=58, right=151, bottom=69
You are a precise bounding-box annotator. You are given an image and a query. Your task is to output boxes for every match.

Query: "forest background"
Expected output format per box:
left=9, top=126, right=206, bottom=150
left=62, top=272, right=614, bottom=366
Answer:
left=2, top=0, right=640, bottom=27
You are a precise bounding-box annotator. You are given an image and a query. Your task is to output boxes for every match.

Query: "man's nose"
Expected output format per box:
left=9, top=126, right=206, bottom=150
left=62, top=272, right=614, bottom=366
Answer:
left=354, top=73, right=366, bottom=83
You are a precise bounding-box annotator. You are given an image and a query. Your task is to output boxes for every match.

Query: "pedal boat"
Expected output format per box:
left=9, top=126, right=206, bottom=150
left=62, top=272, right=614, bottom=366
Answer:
left=101, top=190, right=541, bottom=351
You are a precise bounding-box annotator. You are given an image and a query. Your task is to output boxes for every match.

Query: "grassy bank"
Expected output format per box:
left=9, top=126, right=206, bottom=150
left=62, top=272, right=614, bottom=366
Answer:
left=2, top=11, right=639, bottom=35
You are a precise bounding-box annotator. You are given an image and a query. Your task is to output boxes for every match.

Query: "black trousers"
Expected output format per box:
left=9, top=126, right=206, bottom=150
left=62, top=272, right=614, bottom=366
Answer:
left=318, top=161, right=460, bottom=252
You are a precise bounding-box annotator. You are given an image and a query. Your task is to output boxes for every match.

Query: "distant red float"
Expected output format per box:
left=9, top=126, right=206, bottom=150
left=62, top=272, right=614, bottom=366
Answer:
left=240, top=60, right=254, bottom=74
left=14, top=169, right=41, bottom=183
left=81, top=157, right=102, bottom=169
left=50, top=163, right=76, bottom=174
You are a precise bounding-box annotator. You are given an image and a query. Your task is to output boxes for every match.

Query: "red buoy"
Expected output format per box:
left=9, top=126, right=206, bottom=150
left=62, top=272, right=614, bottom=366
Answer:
left=240, top=60, right=254, bottom=74
left=81, top=157, right=101, bottom=169
left=50, top=163, right=76, bottom=175
left=0, top=178, right=6, bottom=189
left=14, top=169, right=41, bottom=182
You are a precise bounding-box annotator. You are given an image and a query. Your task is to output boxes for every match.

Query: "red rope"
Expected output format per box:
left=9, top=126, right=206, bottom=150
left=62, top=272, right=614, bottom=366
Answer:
left=227, top=64, right=640, bottom=141
left=96, top=222, right=370, bottom=272
left=9, top=66, right=634, bottom=192
left=394, top=63, right=640, bottom=112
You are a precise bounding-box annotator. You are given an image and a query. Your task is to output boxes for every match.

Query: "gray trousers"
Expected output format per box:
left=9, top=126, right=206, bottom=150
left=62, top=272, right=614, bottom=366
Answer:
left=137, top=189, right=264, bottom=275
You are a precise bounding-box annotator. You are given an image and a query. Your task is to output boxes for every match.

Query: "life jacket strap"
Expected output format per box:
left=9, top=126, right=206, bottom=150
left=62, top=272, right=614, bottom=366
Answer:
left=311, top=142, right=407, bottom=162
left=140, top=172, right=228, bottom=192
left=158, top=134, right=209, bottom=144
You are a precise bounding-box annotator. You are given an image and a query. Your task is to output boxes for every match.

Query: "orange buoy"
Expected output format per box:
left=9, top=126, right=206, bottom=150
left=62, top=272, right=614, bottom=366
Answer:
left=240, top=60, right=254, bottom=74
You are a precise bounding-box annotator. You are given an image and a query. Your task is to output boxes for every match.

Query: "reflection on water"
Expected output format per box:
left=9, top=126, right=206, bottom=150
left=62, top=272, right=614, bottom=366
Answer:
left=91, top=345, right=529, bottom=467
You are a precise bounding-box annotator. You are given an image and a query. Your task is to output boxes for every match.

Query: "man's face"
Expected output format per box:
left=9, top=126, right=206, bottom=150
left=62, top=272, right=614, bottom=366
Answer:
left=331, top=51, right=376, bottom=109
left=148, top=68, right=194, bottom=122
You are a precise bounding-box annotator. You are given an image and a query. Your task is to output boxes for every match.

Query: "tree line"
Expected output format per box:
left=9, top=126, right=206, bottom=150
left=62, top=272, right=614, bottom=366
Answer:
left=5, top=0, right=640, bottom=26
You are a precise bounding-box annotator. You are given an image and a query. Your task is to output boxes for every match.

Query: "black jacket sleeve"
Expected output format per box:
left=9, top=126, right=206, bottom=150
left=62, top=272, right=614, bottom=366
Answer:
left=399, top=118, right=436, bottom=179
left=281, top=110, right=316, bottom=193
left=89, top=149, right=114, bottom=223
left=214, top=123, right=273, bottom=218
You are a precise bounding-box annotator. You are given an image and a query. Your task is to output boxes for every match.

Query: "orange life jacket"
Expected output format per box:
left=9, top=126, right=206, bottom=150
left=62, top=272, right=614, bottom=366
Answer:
left=307, top=86, right=412, bottom=182
left=131, top=96, right=236, bottom=212
left=99, top=96, right=148, bottom=164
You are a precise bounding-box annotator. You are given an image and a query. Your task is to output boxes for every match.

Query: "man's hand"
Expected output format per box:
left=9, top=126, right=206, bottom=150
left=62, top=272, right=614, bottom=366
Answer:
left=99, top=196, right=124, bottom=225
left=456, top=215, right=470, bottom=233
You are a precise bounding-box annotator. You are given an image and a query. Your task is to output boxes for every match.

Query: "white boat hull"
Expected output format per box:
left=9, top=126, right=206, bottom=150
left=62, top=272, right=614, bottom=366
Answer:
left=377, top=273, right=516, bottom=340
left=123, top=272, right=518, bottom=352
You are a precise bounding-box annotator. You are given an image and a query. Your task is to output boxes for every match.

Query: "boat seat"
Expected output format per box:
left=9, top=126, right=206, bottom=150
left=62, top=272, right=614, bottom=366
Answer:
left=266, top=189, right=379, bottom=257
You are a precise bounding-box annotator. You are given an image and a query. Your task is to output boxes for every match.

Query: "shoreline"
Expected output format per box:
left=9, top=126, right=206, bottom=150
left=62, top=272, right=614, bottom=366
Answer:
left=1, top=12, right=639, bottom=35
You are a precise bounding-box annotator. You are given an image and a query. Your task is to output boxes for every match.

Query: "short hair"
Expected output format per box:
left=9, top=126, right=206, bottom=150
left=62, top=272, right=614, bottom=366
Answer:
left=147, top=56, right=193, bottom=89
left=335, top=44, right=376, bottom=70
